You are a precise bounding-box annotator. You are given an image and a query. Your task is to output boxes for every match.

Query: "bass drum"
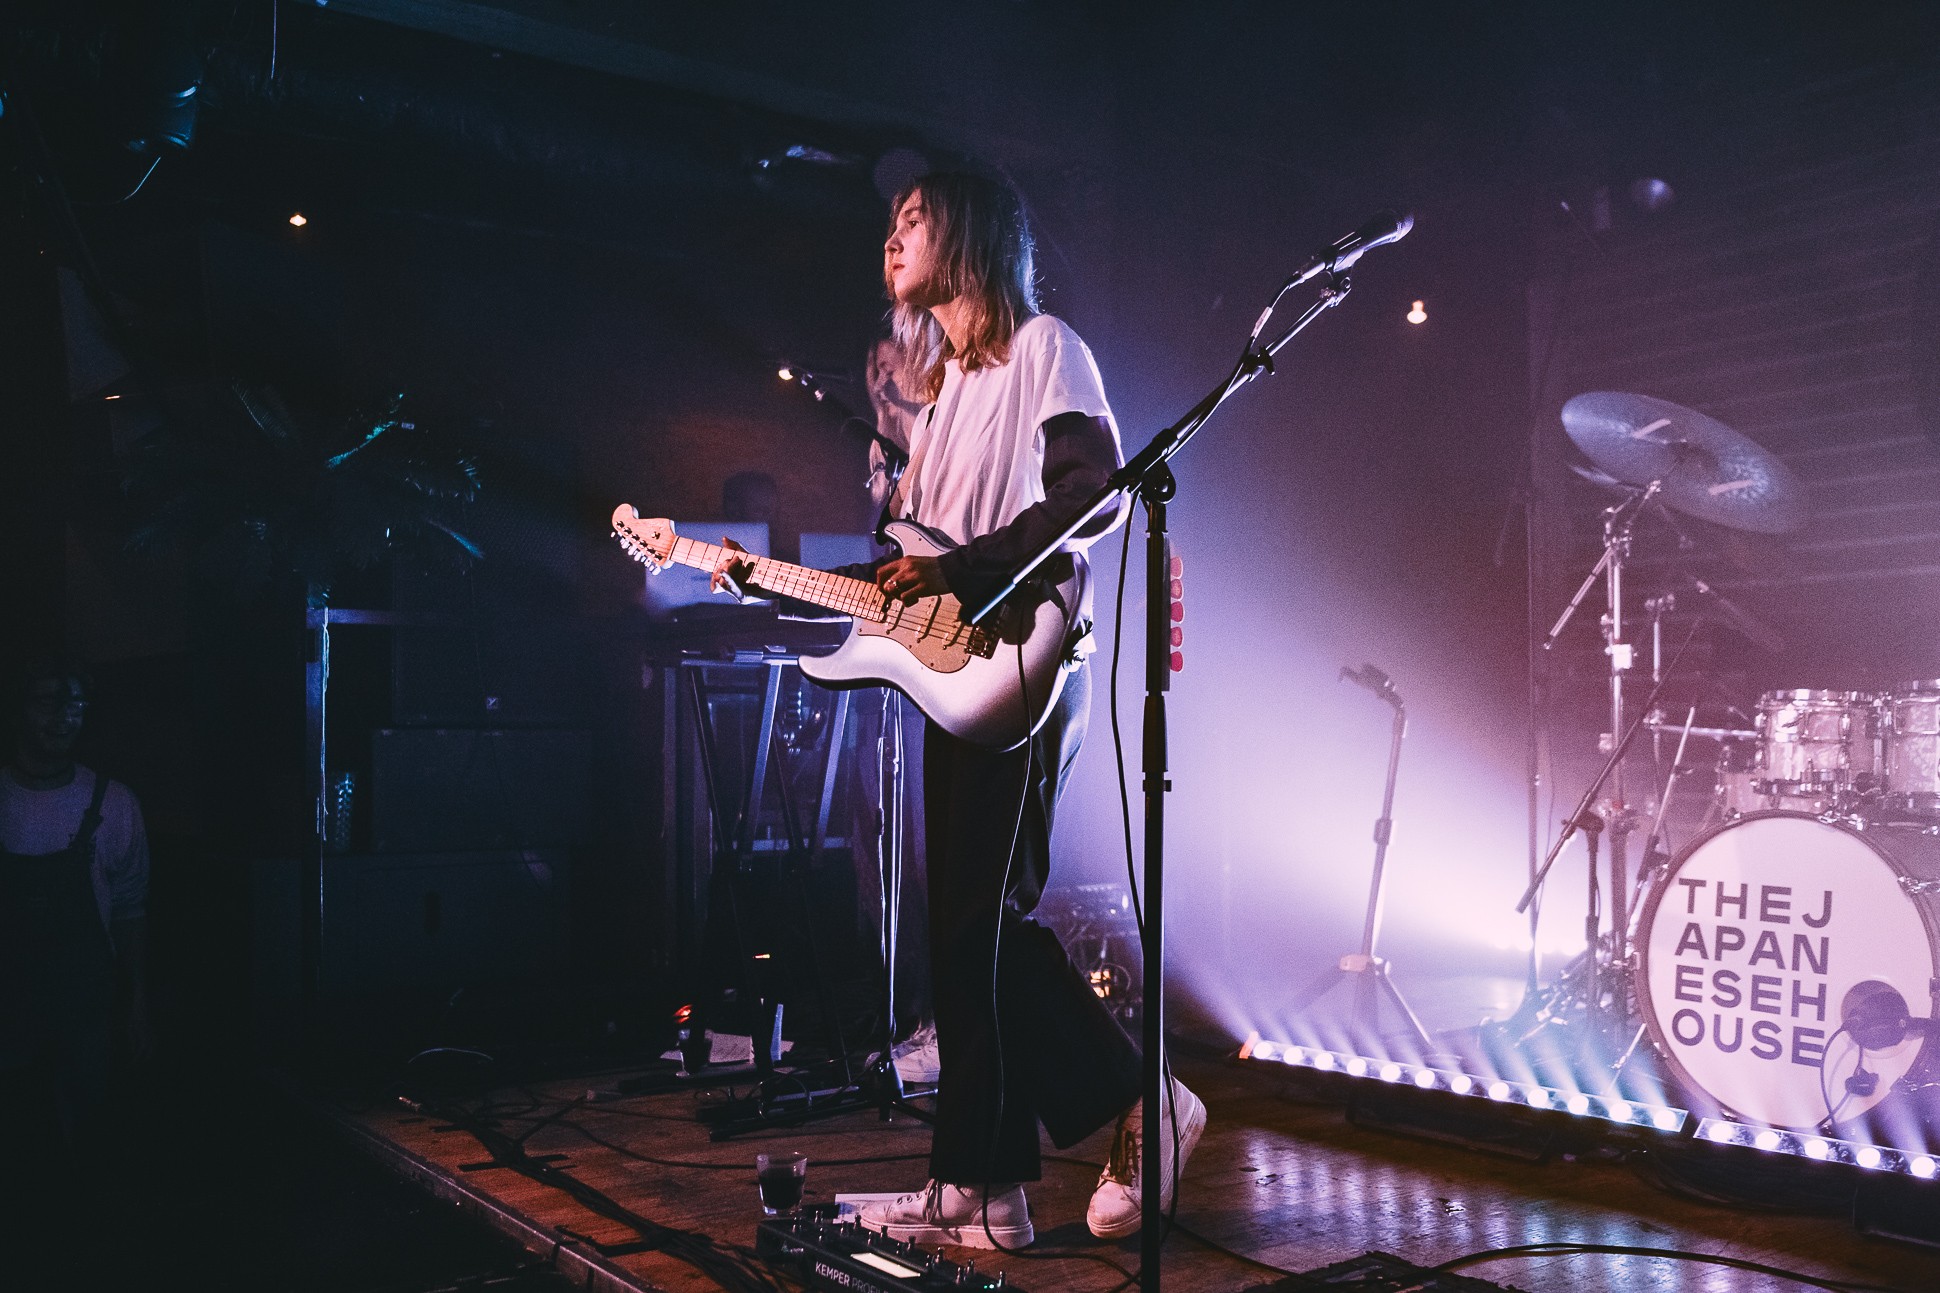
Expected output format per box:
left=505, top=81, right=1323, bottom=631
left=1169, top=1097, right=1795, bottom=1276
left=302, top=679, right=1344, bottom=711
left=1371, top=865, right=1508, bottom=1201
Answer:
left=1637, top=811, right=1940, bottom=1130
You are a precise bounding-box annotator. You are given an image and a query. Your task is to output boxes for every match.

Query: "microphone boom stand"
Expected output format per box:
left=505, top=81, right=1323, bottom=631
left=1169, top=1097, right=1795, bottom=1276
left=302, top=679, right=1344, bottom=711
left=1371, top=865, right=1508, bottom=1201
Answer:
left=967, top=272, right=1356, bottom=1291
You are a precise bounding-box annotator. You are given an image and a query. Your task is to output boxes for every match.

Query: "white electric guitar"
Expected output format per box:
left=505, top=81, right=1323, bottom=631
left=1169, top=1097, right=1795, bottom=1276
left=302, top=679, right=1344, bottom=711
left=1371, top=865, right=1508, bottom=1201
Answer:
left=612, top=505, right=1084, bottom=750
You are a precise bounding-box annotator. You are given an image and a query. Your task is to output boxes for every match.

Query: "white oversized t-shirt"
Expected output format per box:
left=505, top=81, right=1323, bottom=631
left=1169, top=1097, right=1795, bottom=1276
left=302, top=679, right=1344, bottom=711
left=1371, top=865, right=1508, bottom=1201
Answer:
left=0, top=766, right=149, bottom=935
left=898, top=314, right=1120, bottom=548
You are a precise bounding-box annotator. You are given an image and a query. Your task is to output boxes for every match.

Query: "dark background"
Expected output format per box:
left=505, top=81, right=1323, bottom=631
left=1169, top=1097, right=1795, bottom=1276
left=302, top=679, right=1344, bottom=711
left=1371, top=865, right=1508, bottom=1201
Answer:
left=6, top=0, right=1940, bottom=1062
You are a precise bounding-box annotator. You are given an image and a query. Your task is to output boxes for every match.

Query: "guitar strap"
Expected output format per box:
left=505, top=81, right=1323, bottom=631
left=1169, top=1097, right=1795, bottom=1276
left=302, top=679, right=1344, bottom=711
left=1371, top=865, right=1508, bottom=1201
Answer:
left=876, top=403, right=937, bottom=538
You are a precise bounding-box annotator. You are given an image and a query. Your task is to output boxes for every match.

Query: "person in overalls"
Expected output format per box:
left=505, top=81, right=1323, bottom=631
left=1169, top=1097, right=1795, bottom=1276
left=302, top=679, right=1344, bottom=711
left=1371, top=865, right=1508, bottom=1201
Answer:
left=0, top=662, right=150, bottom=1155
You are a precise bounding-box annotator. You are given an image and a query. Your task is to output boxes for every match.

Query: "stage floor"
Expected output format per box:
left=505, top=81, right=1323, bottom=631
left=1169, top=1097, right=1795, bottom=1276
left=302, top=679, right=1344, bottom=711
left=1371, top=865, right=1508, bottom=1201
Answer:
left=316, top=1053, right=1940, bottom=1292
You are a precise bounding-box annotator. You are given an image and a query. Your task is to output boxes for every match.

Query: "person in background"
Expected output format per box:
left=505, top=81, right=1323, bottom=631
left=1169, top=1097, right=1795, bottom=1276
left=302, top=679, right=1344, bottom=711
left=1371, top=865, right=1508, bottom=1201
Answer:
left=0, top=659, right=151, bottom=1154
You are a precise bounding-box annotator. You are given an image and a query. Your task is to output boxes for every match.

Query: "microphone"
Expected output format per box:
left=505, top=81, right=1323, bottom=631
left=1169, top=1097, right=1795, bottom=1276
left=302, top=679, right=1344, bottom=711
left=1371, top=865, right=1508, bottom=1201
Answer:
left=1840, top=980, right=1940, bottom=1051
left=1289, top=210, right=1415, bottom=286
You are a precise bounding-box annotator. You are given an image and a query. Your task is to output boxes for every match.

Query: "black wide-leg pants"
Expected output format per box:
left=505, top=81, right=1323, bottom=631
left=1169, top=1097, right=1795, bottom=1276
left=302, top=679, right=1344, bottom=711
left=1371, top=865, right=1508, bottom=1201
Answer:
left=923, top=661, right=1144, bottom=1184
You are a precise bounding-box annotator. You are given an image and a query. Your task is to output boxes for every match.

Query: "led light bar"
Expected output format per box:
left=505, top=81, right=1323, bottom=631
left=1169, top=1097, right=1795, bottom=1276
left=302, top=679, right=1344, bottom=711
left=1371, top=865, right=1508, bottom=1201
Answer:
left=1238, top=1032, right=1689, bottom=1134
left=1694, top=1117, right=1937, bottom=1179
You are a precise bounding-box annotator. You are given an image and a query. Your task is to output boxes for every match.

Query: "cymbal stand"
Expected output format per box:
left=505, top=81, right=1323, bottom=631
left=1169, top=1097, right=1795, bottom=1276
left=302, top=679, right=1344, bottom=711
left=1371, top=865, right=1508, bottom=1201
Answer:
left=1528, top=481, right=1660, bottom=1028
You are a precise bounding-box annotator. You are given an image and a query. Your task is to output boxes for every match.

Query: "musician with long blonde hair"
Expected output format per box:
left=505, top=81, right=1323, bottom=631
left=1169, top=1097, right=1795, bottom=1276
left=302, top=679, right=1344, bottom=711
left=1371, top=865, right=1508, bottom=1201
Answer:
left=850, top=172, right=1207, bottom=1247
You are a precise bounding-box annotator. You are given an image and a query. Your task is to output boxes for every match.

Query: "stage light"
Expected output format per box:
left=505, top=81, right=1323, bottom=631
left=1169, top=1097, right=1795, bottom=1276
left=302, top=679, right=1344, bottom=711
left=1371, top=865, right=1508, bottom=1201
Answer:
left=1566, top=1093, right=1590, bottom=1116
left=1379, top=1062, right=1402, bottom=1083
left=1699, top=1118, right=1922, bottom=1176
left=1652, top=1108, right=1681, bottom=1131
left=1406, top=300, right=1426, bottom=325
left=1525, top=1087, right=1550, bottom=1109
left=1450, top=1074, right=1473, bottom=1095
left=1346, top=1057, right=1368, bottom=1077
left=1608, top=1101, right=1633, bottom=1123
left=777, top=366, right=794, bottom=381
left=1487, top=1081, right=1511, bottom=1102
left=289, top=213, right=307, bottom=227
left=1412, top=1068, right=1436, bottom=1090
left=1283, top=1047, right=1305, bottom=1066
left=1629, top=177, right=1675, bottom=213
left=1313, top=1051, right=1336, bottom=1071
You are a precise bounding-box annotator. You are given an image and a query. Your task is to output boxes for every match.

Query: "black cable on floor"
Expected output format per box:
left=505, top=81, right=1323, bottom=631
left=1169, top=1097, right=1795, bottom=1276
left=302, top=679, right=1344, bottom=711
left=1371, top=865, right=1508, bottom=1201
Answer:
left=1161, top=1219, right=1302, bottom=1278
left=1435, top=1241, right=1913, bottom=1293
left=427, top=1099, right=792, bottom=1293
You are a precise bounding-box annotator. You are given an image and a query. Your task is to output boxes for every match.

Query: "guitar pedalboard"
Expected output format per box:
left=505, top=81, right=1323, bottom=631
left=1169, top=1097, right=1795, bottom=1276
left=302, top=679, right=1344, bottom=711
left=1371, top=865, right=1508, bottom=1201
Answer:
left=755, top=1212, right=1024, bottom=1292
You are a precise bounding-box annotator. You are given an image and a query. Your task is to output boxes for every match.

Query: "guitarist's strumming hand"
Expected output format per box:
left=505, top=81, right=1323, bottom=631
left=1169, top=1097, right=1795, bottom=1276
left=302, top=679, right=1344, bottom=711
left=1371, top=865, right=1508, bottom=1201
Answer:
left=878, top=555, right=946, bottom=606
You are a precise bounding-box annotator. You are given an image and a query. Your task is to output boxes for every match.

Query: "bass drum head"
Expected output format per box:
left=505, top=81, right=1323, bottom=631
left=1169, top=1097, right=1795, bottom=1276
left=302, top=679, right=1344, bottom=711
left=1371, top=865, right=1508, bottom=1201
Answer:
left=1637, top=811, right=1939, bottom=1130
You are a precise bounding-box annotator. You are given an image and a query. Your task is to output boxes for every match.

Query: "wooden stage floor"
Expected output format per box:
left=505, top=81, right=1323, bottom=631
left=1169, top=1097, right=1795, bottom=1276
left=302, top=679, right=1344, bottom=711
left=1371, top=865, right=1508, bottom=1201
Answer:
left=315, top=1053, right=1940, bottom=1292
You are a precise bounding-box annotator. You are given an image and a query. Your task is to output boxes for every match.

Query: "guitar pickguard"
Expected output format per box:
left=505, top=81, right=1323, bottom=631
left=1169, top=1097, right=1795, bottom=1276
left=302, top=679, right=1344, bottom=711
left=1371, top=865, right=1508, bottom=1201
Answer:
left=855, top=595, right=975, bottom=673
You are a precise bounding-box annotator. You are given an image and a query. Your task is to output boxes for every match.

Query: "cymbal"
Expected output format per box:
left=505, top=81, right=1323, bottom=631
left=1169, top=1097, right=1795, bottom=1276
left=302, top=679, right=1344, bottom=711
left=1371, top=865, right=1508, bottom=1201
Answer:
left=1560, top=392, right=1806, bottom=534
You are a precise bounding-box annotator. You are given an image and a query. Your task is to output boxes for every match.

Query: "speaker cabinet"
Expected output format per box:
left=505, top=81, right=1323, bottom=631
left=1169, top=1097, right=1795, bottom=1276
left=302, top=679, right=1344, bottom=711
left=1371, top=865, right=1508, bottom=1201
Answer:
left=369, top=728, right=591, bottom=853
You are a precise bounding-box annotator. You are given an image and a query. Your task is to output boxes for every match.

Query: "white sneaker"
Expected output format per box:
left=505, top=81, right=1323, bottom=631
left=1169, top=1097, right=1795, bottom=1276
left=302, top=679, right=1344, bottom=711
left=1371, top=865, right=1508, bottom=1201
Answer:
left=855, top=1179, right=1033, bottom=1250
left=1086, top=1077, right=1207, bottom=1239
left=890, top=1023, right=940, bottom=1086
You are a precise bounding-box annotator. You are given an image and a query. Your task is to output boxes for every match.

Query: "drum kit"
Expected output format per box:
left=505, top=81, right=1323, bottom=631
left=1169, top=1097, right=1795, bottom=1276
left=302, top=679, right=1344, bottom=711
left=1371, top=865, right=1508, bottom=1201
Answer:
left=1508, top=393, right=1940, bottom=1142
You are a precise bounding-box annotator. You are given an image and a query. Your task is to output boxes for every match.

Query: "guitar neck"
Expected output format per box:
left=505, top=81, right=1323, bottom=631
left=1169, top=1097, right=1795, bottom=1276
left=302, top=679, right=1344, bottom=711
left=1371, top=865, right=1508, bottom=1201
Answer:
left=664, top=535, right=887, bottom=621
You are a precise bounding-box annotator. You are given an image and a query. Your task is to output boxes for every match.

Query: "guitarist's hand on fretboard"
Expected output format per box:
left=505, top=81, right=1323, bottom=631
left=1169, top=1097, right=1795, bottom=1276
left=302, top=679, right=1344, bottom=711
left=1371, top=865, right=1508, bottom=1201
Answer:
left=878, top=554, right=947, bottom=606
left=710, top=537, right=758, bottom=599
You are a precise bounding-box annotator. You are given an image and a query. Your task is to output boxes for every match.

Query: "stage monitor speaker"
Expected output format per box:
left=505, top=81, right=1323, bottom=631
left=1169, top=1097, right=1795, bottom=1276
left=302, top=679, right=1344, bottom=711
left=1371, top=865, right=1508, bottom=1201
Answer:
left=369, top=728, right=591, bottom=854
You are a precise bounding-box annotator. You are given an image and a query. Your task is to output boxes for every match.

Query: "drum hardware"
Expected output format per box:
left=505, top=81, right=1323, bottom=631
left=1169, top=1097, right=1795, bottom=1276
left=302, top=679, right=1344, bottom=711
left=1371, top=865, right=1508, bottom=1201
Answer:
left=1518, top=617, right=1701, bottom=1051
left=1636, top=706, right=1699, bottom=879
left=1539, top=479, right=1665, bottom=1008
left=1643, top=715, right=1759, bottom=743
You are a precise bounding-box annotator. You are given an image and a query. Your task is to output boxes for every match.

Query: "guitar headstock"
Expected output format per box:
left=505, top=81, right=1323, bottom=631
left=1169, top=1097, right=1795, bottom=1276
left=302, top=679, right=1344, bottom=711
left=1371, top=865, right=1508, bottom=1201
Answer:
left=612, top=505, right=677, bottom=572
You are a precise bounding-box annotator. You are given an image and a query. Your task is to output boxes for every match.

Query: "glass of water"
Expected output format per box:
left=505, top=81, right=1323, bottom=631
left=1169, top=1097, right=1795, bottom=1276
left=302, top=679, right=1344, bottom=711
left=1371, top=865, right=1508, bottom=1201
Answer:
left=755, top=1151, right=808, bottom=1216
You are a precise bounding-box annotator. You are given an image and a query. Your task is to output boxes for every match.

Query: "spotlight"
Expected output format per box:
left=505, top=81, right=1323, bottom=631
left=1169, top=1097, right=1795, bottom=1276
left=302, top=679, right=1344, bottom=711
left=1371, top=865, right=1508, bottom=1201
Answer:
left=1566, top=1094, right=1590, bottom=1116
left=1754, top=1130, right=1782, bottom=1151
left=1913, top=1157, right=1936, bottom=1179
left=1412, top=1069, right=1436, bottom=1090
left=777, top=366, right=794, bottom=381
left=1608, top=1101, right=1633, bottom=1123
left=1651, top=1109, right=1682, bottom=1131
left=1283, top=1047, right=1305, bottom=1066
left=1252, top=1039, right=1277, bottom=1061
left=1629, top=177, right=1675, bottom=212
left=1313, top=1051, right=1336, bottom=1071
left=1450, top=1074, right=1473, bottom=1095
left=1378, top=1062, right=1402, bottom=1083
left=1858, top=1146, right=1884, bottom=1170
left=1708, top=1122, right=1736, bottom=1144
left=1487, top=1081, right=1511, bottom=1102
left=1803, top=1138, right=1832, bottom=1160
left=1346, top=1057, right=1368, bottom=1077
left=1406, top=300, right=1427, bottom=325
left=289, top=213, right=307, bottom=227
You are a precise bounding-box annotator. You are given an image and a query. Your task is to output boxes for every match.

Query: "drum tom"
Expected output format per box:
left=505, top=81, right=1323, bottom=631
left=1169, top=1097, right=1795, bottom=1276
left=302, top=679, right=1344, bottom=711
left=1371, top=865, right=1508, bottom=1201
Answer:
left=1638, top=811, right=1940, bottom=1130
left=1884, top=680, right=1940, bottom=818
left=1752, top=689, right=1877, bottom=809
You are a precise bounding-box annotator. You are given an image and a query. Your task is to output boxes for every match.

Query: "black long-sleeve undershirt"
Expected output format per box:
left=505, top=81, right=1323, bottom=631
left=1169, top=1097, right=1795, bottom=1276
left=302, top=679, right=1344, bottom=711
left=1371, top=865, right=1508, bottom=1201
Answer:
left=758, top=410, right=1124, bottom=615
